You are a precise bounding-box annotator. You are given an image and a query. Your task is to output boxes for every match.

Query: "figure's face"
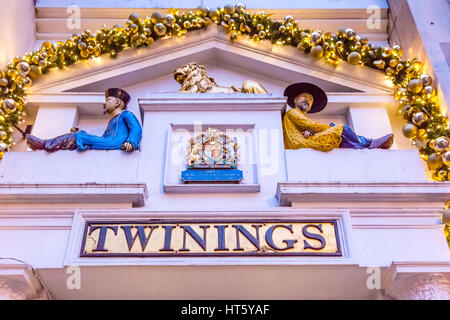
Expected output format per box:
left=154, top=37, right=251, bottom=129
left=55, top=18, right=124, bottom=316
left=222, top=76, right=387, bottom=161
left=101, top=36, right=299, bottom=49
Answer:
left=294, top=92, right=314, bottom=112
left=173, top=64, right=193, bottom=84
left=103, top=96, right=124, bottom=114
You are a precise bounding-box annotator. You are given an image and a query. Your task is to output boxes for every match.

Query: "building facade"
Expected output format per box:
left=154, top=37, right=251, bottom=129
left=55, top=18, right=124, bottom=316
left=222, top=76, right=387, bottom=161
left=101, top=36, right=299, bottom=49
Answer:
left=0, top=0, right=449, bottom=299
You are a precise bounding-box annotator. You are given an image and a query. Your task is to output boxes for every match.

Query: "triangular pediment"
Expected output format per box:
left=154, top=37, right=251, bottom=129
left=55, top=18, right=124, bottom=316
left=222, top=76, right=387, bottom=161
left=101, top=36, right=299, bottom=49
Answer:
left=28, top=25, right=393, bottom=96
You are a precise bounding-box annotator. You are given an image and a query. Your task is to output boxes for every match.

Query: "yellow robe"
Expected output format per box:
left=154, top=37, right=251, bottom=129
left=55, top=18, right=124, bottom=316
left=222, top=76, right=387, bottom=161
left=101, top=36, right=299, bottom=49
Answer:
left=283, top=108, right=344, bottom=152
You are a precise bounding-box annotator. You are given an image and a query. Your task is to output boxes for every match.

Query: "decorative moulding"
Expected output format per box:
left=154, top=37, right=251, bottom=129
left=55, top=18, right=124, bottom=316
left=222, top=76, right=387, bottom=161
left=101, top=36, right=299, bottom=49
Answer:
left=0, top=183, right=148, bottom=207
left=276, top=181, right=450, bottom=206
left=139, top=93, right=286, bottom=114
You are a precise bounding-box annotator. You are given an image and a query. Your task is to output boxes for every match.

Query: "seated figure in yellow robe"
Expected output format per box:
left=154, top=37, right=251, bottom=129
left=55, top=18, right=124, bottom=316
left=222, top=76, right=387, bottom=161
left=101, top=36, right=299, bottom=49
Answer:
left=282, top=82, right=394, bottom=152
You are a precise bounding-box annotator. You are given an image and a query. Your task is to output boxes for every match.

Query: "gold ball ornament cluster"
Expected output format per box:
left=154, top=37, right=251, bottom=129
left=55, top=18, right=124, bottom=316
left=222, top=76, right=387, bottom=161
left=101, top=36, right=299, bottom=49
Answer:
left=0, top=3, right=448, bottom=181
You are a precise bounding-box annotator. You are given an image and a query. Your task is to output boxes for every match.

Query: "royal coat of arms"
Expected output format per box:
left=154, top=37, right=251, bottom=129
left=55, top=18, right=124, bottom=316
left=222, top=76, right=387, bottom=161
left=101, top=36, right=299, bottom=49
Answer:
left=182, top=128, right=242, bottom=182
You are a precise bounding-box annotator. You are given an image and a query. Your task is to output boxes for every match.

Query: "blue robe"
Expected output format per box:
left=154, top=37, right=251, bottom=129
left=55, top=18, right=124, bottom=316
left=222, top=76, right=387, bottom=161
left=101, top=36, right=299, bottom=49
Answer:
left=75, top=111, right=142, bottom=151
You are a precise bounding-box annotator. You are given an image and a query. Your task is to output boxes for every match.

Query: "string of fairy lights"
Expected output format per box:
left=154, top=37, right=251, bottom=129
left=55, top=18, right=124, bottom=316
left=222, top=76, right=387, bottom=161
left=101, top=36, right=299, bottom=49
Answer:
left=0, top=3, right=449, bottom=183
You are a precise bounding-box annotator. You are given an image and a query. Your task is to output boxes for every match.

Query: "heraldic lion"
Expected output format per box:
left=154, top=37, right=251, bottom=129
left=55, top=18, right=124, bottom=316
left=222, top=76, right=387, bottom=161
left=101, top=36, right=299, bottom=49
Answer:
left=173, top=62, right=268, bottom=94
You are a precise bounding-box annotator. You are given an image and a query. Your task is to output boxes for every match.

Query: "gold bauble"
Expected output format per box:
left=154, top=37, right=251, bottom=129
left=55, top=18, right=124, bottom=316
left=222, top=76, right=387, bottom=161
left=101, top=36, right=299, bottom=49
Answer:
left=427, top=153, right=444, bottom=170
left=396, top=63, right=404, bottom=72
left=310, top=45, right=324, bottom=59
left=28, top=65, right=42, bottom=79
left=78, top=41, right=87, bottom=50
left=146, top=37, right=154, bottom=45
left=258, top=30, right=266, bottom=38
left=109, top=50, right=118, bottom=58
left=347, top=52, right=361, bottom=65
left=402, top=123, right=417, bottom=138
left=228, top=18, right=235, bottom=26
left=408, top=79, right=424, bottom=94
left=0, top=131, right=6, bottom=140
left=41, top=41, right=52, bottom=50
left=420, top=74, right=433, bottom=86
left=7, top=70, right=18, bottom=80
left=129, top=13, right=140, bottom=24
left=196, top=6, right=209, bottom=16
left=257, top=24, right=264, bottom=31
left=385, top=67, right=394, bottom=76
left=22, top=77, right=32, bottom=88
left=223, top=14, right=231, bottom=22
left=394, top=88, right=407, bottom=100
left=151, top=11, right=164, bottom=24
left=310, top=32, right=322, bottom=43
left=31, top=55, right=40, bottom=65
left=224, top=4, right=236, bottom=14
left=278, top=25, right=286, bottom=33
left=208, top=9, right=220, bottom=20
left=345, top=28, right=356, bottom=39
left=0, top=142, right=7, bottom=152
left=416, top=128, right=428, bottom=140
left=16, top=61, right=31, bottom=75
left=285, top=22, right=293, bottom=31
left=432, top=136, right=450, bottom=153
left=230, top=32, right=238, bottom=40
left=442, top=151, right=450, bottom=166
left=94, top=46, right=101, bottom=57
left=130, top=23, right=138, bottom=32
left=164, top=14, right=175, bottom=26
left=423, top=85, right=435, bottom=96
left=2, top=98, right=17, bottom=113
left=252, top=34, right=259, bottom=41
left=0, top=78, right=8, bottom=87
left=432, top=169, right=448, bottom=181
left=373, top=60, right=386, bottom=70
left=412, top=112, right=428, bottom=127
left=80, top=50, right=89, bottom=58
left=392, top=44, right=403, bottom=56
left=235, top=3, right=246, bottom=12
left=283, top=15, right=295, bottom=23
left=154, top=23, right=167, bottom=36
left=183, top=20, right=192, bottom=29
left=389, top=59, right=398, bottom=68
left=130, top=34, right=140, bottom=46
left=336, top=41, right=344, bottom=49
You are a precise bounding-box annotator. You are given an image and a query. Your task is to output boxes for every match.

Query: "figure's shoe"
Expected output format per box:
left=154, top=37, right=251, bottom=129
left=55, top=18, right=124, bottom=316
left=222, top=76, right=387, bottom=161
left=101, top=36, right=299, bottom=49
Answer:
left=25, top=134, right=45, bottom=150
left=368, top=134, right=394, bottom=149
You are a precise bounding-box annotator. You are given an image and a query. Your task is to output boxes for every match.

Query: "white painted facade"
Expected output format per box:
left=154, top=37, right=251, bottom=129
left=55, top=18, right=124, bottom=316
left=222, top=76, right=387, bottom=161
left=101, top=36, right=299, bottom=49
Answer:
left=0, top=0, right=449, bottom=300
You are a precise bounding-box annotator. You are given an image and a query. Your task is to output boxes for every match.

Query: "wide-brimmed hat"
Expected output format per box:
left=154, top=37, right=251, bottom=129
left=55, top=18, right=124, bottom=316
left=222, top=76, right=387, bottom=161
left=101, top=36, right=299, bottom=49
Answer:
left=105, top=88, right=131, bottom=106
left=284, top=82, right=328, bottom=113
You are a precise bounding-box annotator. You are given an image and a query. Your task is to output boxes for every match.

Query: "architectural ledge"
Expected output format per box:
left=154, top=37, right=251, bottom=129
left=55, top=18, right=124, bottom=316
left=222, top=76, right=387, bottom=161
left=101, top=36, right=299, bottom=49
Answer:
left=139, top=93, right=286, bottom=113
left=0, top=261, right=50, bottom=300
left=381, top=261, right=450, bottom=300
left=276, top=182, right=450, bottom=206
left=0, top=183, right=148, bottom=207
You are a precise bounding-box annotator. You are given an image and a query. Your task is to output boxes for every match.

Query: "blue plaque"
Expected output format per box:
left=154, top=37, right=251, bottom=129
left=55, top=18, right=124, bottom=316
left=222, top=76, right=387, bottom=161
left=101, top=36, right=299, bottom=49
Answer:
left=181, top=169, right=243, bottom=182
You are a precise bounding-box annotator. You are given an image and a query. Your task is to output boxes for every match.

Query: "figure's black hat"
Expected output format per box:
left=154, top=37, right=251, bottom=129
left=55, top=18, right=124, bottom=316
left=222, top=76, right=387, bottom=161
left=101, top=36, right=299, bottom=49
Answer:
left=105, top=88, right=131, bottom=106
left=284, top=82, right=328, bottom=114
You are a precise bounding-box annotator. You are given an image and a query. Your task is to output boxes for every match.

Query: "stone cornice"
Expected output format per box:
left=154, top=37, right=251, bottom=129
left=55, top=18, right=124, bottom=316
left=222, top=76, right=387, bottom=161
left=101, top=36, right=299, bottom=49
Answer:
left=276, top=181, right=450, bottom=206
left=0, top=183, right=148, bottom=207
left=139, top=93, right=286, bottom=113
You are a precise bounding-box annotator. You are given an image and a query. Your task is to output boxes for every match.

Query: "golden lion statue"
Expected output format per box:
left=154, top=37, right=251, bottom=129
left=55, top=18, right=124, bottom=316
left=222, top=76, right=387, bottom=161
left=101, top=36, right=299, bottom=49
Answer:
left=173, top=62, right=268, bottom=94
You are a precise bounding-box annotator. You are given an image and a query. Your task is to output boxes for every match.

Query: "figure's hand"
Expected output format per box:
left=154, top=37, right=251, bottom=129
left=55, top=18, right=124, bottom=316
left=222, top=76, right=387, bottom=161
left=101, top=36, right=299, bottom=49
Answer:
left=121, top=142, right=134, bottom=152
left=302, top=130, right=314, bottom=138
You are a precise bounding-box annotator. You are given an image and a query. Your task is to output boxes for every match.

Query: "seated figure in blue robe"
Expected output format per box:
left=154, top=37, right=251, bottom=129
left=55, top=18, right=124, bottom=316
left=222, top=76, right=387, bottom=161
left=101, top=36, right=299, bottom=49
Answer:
left=26, top=88, right=142, bottom=152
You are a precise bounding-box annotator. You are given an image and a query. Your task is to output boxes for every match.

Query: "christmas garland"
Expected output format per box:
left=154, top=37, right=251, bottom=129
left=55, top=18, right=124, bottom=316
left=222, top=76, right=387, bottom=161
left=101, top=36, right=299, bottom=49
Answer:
left=0, top=3, right=449, bottom=183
